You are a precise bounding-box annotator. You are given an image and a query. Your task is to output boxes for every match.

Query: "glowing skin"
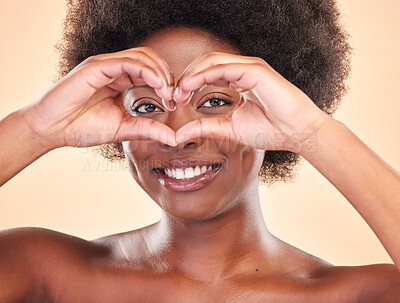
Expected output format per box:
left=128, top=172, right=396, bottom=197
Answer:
left=1, top=26, right=400, bottom=302
left=122, top=27, right=265, bottom=223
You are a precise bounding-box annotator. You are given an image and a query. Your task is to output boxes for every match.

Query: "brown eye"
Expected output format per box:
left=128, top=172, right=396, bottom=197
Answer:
left=199, top=96, right=233, bottom=109
left=131, top=101, right=164, bottom=114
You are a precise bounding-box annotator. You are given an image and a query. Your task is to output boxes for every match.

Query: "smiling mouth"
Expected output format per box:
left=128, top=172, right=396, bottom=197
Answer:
left=152, top=163, right=223, bottom=192
left=153, top=164, right=222, bottom=180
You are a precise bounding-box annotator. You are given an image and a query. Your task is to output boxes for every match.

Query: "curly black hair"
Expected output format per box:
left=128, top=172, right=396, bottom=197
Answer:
left=57, top=0, right=351, bottom=185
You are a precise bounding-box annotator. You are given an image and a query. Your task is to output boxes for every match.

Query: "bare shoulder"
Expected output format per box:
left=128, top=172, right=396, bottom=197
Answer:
left=0, top=226, right=110, bottom=264
left=287, top=242, right=400, bottom=301
left=313, top=263, right=400, bottom=301
left=0, top=227, right=110, bottom=301
left=262, top=238, right=400, bottom=302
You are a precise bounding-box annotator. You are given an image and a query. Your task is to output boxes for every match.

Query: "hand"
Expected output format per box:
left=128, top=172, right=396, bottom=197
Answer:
left=173, top=52, right=330, bottom=153
left=21, top=47, right=177, bottom=150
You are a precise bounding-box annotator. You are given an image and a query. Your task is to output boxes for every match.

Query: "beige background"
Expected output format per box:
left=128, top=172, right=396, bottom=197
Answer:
left=0, top=0, right=399, bottom=266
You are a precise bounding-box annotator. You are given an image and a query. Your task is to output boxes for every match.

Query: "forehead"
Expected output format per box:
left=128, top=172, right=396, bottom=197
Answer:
left=138, top=27, right=239, bottom=80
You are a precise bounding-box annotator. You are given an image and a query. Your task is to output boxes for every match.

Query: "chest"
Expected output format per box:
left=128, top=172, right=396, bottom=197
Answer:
left=40, top=269, right=367, bottom=303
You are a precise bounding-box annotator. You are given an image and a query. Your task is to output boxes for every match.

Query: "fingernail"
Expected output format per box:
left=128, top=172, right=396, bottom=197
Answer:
left=188, top=90, right=195, bottom=100
left=167, top=100, right=176, bottom=111
left=161, top=99, right=175, bottom=111
left=199, top=84, right=208, bottom=91
left=183, top=91, right=194, bottom=106
left=161, top=98, right=167, bottom=109
left=173, top=86, right=179, bottom=97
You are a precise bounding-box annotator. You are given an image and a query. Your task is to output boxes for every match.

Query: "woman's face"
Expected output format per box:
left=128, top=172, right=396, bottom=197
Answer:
left=123, top=27, right=264, bottom=221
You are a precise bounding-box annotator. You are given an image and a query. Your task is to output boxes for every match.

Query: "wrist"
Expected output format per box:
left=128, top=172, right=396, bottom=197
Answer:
left=11, top=108, right=57, bottom=156
left=296, top=114, right=343, bottom=159
left=0, top=109, right=55, bottom=186
left=282, top=110, right=332, bottom=155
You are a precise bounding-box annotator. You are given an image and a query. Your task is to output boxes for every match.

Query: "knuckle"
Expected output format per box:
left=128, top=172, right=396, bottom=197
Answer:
left=132, top=49, right=146, bottom=57
left=253, top=56, right=265, bottom=63
left=85, top=54, right=102, bottom=63
left=254, top=57, right=268, bottom=68
left=79, top=54, right=114, bottom=69
left=136, top=46, right=154, bottom=54
left=149, top=119, right=156, bottom=129
left=198, top=118, right=204, bottom=129
left=78, top=60, right=97, bottom=74
left=250, top=62, right=266, bottom=72
left=79, top=55, right=97, bottom=66
left=203, top=52, right=218, bottom=59
left=217, top=118, right=222, bottom=128
left=131, top=117, right=140, bottom=130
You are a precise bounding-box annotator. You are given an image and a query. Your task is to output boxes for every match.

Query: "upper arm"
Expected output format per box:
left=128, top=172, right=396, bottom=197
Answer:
left=366, top=264, right=400, bottom=302
left=0, top=227, right=107, bottom=302
left=0, top=228, right=39, bottom=302
left=315, top=263, right=400, bottom=301
left=342, top=264, right=400, bottom=302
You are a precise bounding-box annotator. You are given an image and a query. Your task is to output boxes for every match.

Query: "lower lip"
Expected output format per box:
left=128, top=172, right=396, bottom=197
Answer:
left=153, top=166, right=223, bottom=192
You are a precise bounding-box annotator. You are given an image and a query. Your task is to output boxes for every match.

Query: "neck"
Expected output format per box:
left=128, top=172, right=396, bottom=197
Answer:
left=148, top=179, right=276, bottom=282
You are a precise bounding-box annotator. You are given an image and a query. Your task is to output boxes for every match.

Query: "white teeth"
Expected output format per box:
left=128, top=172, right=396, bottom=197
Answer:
left=167, top=169, right=172, bottom=177
left=160, top=164, right=221, bottom=180
left=194, top=166, right=201, bottom=176
left=184, top=167, right=195, bottom=179
left=175, top=168, right=185, bottom=179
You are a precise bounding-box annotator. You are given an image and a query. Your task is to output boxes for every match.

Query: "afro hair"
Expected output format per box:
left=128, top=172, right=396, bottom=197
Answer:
left=57, top=0, right=351, bottom=185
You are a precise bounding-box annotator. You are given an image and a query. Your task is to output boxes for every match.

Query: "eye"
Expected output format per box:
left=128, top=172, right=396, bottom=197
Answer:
left=130, top=100, right=164, bottom=115
left=198, top=94, right=233, bottom=109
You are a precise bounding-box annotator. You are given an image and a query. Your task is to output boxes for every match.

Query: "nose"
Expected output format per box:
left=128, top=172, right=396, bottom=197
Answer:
left=159, top=137, right=205, bottom=151
left=157, top=106, right=205, bottom=151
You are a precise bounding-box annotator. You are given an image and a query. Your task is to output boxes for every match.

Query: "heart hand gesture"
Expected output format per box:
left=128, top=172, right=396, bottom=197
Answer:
left=173, top=52, right=329, bottom=153
left=22, top=47, right=177, bottom=150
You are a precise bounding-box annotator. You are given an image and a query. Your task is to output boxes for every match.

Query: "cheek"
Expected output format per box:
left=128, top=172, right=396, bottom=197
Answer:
left=212, top=140, right=263, bottom=183
left=122, top=140, right=155, bottom=181
left=244, top=147, right=264, bottom=176
left=235, top=146, right=264, bottom=184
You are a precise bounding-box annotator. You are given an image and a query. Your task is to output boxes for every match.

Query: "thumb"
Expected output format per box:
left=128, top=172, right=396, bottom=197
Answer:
left=116, top=116, right=177, bottom=146
left=176, top=117, right=236, bottom=144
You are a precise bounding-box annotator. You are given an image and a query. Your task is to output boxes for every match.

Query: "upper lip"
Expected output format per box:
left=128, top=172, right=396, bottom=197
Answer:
left=151, top=158, right=225, bottom=170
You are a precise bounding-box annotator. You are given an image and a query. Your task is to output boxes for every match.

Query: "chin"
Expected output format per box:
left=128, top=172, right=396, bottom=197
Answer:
left=158, top=195, right=230, bottom=222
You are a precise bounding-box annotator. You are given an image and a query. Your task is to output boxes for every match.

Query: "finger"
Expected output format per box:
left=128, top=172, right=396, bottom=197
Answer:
left=130, top=48, right=175, bottom=108
left=173, top=53, right=243, bottom=105
left=84, top=49, right=174, bottom=104
left=62, top=58, right=164, bottom=107
left=178, top=52, right=258, bottom=81
left=175, top=116, right=236, bottom=144
left=108, top=76, right=176, bottom=111
left=175, top=63, right=264, bottom=102
left=116, top=116, right=177, bottom=146
left=174, top=90, right=194, bottom=109
left=90, top=48, right=173, bottom=89
left=107, top=74, right=135, bottom=91
left=135, top=47, right=175, bottom=88
left=174, top=53, right=264, bottom=104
